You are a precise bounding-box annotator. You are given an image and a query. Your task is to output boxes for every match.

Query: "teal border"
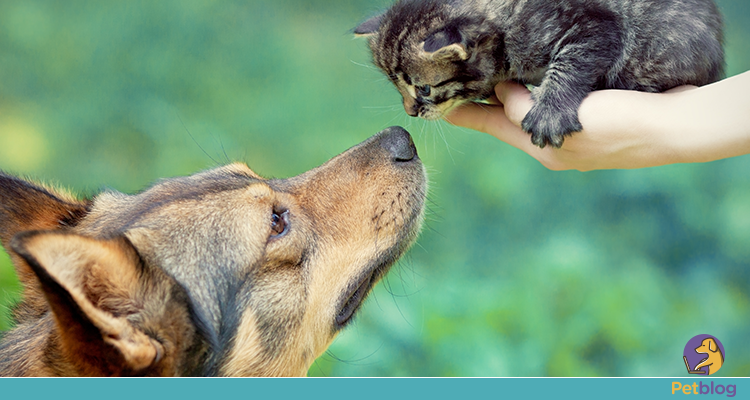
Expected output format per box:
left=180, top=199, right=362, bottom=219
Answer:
left=0, top=377, right=745, bottom=400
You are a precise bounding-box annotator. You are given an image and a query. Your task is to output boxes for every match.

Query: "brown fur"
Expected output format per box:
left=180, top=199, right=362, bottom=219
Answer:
left=0, top=176, right=90, bottom=323
left=0, top=127, right=426, bottom=376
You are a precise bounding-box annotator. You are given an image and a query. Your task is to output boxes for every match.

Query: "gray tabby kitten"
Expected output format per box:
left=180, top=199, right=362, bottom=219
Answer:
left=355, top=0, right=724, bottom=148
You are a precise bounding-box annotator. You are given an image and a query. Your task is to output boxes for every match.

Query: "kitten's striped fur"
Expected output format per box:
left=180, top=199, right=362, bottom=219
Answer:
left=356, top=0, right=724, bottom=148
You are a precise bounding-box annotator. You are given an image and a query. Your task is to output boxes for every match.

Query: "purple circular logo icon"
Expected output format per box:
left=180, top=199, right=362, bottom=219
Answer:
left=683, top=334, right=725, bottom=376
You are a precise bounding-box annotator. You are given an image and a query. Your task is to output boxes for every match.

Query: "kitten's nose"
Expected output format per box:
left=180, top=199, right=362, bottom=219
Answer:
left=380, top=126, right=417, bottom=162
left=403, top=98, right=419, bottom=117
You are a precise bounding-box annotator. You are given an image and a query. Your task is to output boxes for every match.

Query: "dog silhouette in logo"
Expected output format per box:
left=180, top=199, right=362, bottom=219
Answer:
left=694, top=337, right=724, bottom=375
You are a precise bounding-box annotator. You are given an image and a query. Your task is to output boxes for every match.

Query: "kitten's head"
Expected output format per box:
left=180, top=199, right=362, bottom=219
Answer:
left=355, top=0, right=501, bottom=120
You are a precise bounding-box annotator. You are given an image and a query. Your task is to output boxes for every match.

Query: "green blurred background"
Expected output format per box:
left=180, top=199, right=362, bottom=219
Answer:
left=1, top=0, right=749, bottom=377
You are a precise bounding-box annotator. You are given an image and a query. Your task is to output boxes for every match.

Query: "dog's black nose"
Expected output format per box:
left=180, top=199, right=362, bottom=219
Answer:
left=380, top=126, right=417, bottom=162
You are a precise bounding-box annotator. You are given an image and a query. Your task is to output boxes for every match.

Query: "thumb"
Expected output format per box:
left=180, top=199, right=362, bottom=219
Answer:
left=495, top=81, right=534, bottom=128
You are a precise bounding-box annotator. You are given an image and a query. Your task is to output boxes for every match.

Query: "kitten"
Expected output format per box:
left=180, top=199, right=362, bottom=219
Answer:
left=355, top=0, right=724, bottom=148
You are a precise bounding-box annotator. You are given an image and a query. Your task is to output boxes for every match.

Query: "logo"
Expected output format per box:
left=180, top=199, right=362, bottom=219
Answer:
left=672, top=382, right=736, bottom=397
left=684, top=334, right=725, bottom=376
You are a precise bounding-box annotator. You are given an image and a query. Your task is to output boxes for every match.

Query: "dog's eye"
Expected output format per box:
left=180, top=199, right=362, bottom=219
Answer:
left=271, top=209, right=289, bottom=238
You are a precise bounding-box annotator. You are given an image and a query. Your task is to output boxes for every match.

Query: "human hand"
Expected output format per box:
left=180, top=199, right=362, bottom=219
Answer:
left=445, top=78, right=748, bottom=171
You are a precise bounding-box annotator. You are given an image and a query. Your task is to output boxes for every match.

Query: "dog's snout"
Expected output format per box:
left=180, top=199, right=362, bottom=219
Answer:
left=380, top=126, right=417, bottom=162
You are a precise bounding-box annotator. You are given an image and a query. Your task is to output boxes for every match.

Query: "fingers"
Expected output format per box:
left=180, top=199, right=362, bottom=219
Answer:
left=445, top=101, right=548, bottom=156
left=444, top=81, right=578, bottom=170
left=445, top=102, right=533, bottom=148
left=444, top=81, right=532, bottom=132
left=444, top=102, right=505, bottom=134
left=485, top=94, right=501, bottom=105
left=664, top=84, right=698, bottom=94
left=445, top=81, right=541, bottom=148
left=494, top=82, right=534, bottom=127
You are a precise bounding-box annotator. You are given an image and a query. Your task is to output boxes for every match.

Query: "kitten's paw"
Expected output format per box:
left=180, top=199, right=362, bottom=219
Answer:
left=521, top=104, right=583, bottom=149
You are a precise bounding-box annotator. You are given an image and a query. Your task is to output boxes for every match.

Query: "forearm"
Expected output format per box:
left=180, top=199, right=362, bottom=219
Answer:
left=652, top=72, right=750, bottom=164
left=568, top=72, right=749, bottom=169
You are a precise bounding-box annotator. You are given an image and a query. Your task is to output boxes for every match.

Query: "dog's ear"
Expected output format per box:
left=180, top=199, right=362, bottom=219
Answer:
left=10, top=231, right=189, bottom=376
left=708, top=338, right=717, bottom=352
left=0, top=173, right=90, bottom=317
left=0, top=173, right=89, bottom=245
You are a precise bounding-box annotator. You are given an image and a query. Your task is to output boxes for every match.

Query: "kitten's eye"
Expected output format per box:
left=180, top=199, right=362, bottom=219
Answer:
left=271, top=209, right=290, bottom=238
left=402, top=73, right=412, bottom=85
left=434, top=75, right=473, bottom=87
left=416, top=85, right=431, bottom=97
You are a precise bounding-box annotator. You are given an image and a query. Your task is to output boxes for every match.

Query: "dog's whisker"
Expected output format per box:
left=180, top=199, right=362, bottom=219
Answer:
left=370, top=280, right=383, bottom=312
left=381, top=269, right=418, bottom=330
left=216, top=135, right=231, bottom=164
left=392, top=260, right=425, bottom=298
left=324, top=341, right=384, bottom=366
left=310, top=358, right=329, bottom=377
left=174, top=111, right=222, bottom=167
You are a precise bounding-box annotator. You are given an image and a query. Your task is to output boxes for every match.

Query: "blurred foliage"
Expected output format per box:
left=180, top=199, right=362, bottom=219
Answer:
left=1, top=0, right=749, bottom=377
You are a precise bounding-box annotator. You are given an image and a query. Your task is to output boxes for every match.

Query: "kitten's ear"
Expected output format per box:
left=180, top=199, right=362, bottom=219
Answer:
left=354, top=13, right=384, bottom=36
left=421, top=26, right=469, bottom=61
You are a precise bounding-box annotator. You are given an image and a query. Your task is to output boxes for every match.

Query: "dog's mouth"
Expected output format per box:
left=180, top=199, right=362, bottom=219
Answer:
left=335, top=260, right=390, bottom=328
left=335, top=272, right=373, bottom=327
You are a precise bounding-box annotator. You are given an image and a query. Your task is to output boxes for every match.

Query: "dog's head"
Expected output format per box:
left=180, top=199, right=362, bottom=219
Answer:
left=695, top=338, right=719, bottom=355
left=0, top=126, right=426, bottom=376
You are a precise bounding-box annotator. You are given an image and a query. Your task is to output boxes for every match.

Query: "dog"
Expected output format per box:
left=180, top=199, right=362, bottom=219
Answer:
left=694, top=337, right=724, bottom=375
left=0, top=126, right=426, bottom=376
